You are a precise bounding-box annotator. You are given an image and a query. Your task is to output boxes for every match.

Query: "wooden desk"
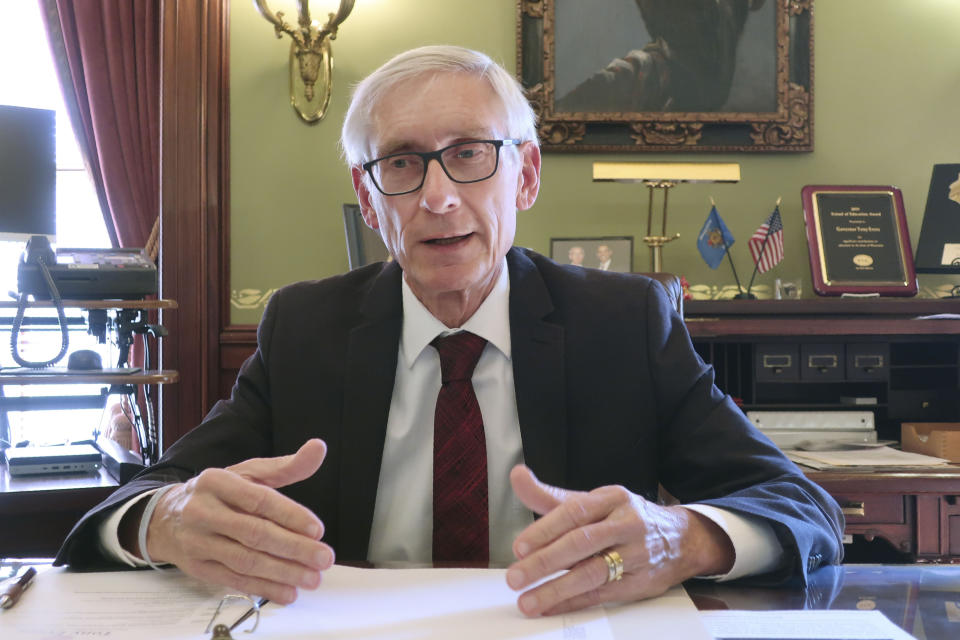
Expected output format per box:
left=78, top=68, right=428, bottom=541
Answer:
left=0, top=463, right=116, bottom=557
left=686, top=564, right=960, bottom=640
left=686, top=298, right=960, bottom=563
left=807, top=468, right=960, bottom=563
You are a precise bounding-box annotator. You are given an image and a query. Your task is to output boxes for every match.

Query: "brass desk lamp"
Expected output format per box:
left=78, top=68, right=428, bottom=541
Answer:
left=593, top=162, right=741, bottom=272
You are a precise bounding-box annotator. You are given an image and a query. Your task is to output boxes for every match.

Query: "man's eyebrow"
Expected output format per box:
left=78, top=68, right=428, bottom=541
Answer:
left=375, top=131, right=499, bottom=157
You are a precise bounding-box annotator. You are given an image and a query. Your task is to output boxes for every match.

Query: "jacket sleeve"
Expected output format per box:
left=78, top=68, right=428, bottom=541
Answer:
left=644, top=281, right=845, bottom=585
left=53, top=290, right=287, bottom=568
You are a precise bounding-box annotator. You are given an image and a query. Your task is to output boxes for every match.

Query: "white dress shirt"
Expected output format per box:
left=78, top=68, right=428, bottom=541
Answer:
left=101, top=259, right=782, bottom=579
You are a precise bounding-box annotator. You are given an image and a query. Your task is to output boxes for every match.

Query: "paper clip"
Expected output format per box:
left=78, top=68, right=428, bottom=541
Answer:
left=205, top=594, right=263, bottom=638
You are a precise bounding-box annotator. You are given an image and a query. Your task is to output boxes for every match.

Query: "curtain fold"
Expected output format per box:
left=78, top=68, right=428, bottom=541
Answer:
left=40, top=0, right=160, bottom=250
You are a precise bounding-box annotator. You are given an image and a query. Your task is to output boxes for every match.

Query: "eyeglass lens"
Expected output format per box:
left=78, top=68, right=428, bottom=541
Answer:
left=371, top=141, right=500, bottom=195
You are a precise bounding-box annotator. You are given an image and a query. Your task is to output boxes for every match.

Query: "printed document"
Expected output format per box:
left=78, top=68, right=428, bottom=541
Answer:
left=1, top=565, right=712, bottom=639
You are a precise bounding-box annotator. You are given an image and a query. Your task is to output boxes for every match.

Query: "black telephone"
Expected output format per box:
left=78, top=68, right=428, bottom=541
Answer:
left=10, top=235, right=69, bottom=368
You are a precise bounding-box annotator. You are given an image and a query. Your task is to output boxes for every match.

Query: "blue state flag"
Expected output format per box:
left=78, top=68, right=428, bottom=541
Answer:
left=697, top=206, right=735, bottom=269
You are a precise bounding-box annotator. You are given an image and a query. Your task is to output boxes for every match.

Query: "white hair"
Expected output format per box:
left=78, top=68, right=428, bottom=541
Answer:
left=340, top=45, right=538, bottom=166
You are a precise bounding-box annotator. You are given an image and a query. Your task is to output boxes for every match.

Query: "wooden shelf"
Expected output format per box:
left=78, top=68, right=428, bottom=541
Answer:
left=685, top=298, right=960, bottom=338
left=0, top=370, right=178, bottom=385
left=0, top=299, right=177, bottom=310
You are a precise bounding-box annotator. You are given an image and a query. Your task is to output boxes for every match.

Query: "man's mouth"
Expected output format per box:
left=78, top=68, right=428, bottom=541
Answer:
left=426, top=233, right=472, bottom=246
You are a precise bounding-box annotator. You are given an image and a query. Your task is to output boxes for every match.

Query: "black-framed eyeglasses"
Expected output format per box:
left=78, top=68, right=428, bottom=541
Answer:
left=361, top=139, right=521, bottom=196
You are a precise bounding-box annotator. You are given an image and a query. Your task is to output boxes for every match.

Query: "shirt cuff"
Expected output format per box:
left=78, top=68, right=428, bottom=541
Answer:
left=97, top=489, right=159, bottom=567
left=682, top=504, right=783, bottom=582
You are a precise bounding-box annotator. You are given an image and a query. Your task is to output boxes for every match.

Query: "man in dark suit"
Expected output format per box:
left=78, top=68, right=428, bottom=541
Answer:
left=56, top=45, right=843, bottom=618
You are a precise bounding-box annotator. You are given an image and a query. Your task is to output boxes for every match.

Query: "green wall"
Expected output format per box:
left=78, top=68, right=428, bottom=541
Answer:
left=230, top=0, right=960, bottom=324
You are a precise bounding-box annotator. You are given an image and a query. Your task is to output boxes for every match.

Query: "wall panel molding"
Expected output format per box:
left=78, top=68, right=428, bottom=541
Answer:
left=159, top=0, right=230, bottom=447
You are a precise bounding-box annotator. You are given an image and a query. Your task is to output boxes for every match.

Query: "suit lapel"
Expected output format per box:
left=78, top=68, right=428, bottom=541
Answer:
left=338, top=262, right=403, bottom=560
left=507, top=249, right=568, bottom=488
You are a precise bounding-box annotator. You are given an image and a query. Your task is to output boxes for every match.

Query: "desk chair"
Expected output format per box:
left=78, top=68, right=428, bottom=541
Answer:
left=639, top=272, right=684, bottom=318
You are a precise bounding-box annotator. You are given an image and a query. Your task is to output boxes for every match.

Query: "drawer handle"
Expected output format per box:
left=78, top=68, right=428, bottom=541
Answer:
left=841, top=502, right=865, bottom=517
left=763, top=355, right=791, bottom=368
left=808, top=354, right=838, bottom=369
left=854, top=355, right=884, bottom=369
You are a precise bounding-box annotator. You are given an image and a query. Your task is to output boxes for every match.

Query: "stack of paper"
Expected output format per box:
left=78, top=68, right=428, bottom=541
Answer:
left=787, top=445, right=950, bottom=470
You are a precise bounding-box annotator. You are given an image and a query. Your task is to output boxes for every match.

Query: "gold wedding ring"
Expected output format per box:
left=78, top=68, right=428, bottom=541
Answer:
left=600, top=549, right=624, bottom=583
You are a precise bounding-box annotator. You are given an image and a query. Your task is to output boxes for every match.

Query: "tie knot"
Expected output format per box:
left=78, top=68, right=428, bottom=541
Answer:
left=432, top=331, right=487, bottom=383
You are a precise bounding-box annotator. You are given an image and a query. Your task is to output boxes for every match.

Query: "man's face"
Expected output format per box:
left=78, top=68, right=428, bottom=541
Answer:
left=597, top=245, right=612, bottom=262
left=568, top=246, right=584, bottom=265
left=352, top=72, right=541, bottom=308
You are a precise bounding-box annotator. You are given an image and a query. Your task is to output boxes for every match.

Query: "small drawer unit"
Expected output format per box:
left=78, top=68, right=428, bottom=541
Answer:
left=832, top=493, right=905, bottom=524
left=846, top=343, right=889, bottom=381
left=755, top=344, right=799, bottom=382
left=801, top=343, right=844, bottom=381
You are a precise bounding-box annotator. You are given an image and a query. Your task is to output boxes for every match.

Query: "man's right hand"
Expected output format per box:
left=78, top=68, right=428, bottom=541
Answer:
left=129, top=438, right=334, bottom=604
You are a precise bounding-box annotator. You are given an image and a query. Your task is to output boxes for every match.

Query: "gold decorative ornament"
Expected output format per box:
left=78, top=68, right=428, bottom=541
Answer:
left=253, top=0, right=355, bottom=123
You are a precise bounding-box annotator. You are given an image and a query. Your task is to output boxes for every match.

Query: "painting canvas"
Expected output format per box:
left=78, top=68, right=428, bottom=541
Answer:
left=518, top=0, right=814, bottom=152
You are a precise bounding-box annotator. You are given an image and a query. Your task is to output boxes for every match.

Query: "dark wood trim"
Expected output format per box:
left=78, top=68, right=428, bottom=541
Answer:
left=685, top=298, right=960, bottom=338
left=159, top=0, right=230, bottom=449
left=218, top=325, right=257, bottom=400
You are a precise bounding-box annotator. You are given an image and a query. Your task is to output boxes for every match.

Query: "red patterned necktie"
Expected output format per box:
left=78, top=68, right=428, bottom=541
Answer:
left=431, top=331, right=489, bottom=565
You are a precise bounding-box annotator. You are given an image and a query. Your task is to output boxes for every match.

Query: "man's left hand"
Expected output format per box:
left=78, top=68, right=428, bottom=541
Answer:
left=505, top=464, right=735, bottom=617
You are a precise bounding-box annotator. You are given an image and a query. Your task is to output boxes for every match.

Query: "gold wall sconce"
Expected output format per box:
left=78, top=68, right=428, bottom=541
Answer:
left=253, top=0, right=355, bottom=123
left=593, top=162, right=741, bottom=272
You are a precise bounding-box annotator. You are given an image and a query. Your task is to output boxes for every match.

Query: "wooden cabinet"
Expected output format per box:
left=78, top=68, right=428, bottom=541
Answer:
left=686, top=298, right=960, bottom=562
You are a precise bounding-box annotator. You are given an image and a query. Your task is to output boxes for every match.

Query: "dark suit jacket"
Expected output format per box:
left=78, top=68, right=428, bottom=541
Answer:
left=56, top=248, right=844, bottom=584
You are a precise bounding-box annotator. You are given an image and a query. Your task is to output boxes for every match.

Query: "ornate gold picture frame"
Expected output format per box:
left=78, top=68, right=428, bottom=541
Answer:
left=517, top=0, right=814, bottom=152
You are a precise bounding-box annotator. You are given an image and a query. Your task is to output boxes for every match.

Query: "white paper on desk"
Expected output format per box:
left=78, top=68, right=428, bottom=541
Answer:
left=0, top=567, right=229, bottom=639
left=786, top=446, right=949, bottom=469
left=261, top=566, right=712, bottom=639
left=0, top=565, right=712, bottom=640
left=701, top=610, right=916, bottom=640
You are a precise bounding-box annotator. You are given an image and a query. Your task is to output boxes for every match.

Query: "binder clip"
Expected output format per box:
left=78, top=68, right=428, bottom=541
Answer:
left=205, top=594, right=262, bottom=638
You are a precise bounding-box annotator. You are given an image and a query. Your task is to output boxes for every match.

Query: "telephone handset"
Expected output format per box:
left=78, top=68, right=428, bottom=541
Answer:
left=9, top=235, right=69, bottom=368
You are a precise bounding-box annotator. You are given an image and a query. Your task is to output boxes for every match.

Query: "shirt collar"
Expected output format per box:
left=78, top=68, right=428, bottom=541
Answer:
left=400, top=259, right=512, bottom=368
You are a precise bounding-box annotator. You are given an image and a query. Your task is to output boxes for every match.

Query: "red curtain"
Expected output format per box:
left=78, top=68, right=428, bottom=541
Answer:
left=41, top=0, right=160, bottom=251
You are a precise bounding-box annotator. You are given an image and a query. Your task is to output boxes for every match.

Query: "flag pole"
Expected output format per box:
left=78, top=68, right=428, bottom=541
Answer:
left=745, top=198, right=782, bottom=297
left=711, top=197, right=745, bottom=295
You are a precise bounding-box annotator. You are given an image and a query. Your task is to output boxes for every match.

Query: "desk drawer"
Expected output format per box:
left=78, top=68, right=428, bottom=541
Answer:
left=801, top=343, right=844, bottom=381
left=832, top=493, right=905, bottom=524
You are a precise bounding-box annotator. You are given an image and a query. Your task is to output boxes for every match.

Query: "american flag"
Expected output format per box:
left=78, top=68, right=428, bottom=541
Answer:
left=747, top=207, right=784, bottom=273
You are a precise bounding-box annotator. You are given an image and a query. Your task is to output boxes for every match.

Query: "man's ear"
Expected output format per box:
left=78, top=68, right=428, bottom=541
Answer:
left=351, top=165, right=381, bottom=230
left=515, top=143, right=541, bottom=211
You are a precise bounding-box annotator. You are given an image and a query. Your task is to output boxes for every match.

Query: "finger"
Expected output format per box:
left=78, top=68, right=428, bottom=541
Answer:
left=187, top=468, right=326, bottom=541
left=184, top=557, right=311, bottom=605
left=511, top=485, right=619, bottom=561
left=189, top=531, right=326, bottom=593
left=539, top=574, right=670, bottom=617
left=508, top=518, right=615, bottom=590
left=509, top=465, right=577, bottom=516
left=228, top=438, right=327, bottom=489
left=196, top=501, right=334, bottom=570
left=515, top=553, right=612, bottom=617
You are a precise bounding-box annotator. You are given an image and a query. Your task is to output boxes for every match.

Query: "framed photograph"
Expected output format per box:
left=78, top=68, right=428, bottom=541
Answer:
left=342, top=203, right=391, bottom=270
left=517, top=0, right=814, bottom=152
left=550, top=236, right=634, bottom=272
left=801, top=185, right=918, bottom=297
left=913, top=164, right=960, bottom=274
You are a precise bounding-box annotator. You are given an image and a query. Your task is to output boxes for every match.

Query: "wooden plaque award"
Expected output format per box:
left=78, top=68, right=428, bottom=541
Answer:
left=801, top=185, right=918, bottom=296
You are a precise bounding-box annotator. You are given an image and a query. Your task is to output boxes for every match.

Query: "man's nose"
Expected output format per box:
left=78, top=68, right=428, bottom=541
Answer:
left=419, top=157, right=460, bottom=213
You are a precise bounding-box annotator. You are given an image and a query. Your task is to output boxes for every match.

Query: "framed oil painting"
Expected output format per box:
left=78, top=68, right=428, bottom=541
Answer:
left=517, top=0, right=814, bottom=152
